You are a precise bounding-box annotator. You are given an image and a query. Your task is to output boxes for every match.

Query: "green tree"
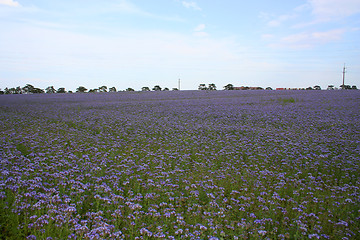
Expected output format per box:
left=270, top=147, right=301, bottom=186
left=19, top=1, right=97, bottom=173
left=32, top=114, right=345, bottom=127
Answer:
left=46, top=86, right=56, bottom=94
left=22, top=84, right=35, bottom=94
left=99, top=86, right=107, bottom=92
left=126, top=88, right=135, bottom=91
left=76, top=86, right=88, bottom=93
left=9, top=87, right=16, bottom=94
left=340, top=85, right=351, bottom=89
left=142, top=87, right=150, bottom=91
left=313, top=85, right=321, bottom=90
left=32, top=88, right=44, bottom=94
left=15, top=86, right=22, bottom=94
left=153, top=85, right=162, bottom=91
left=224, top=84, right=234, bottom=90
left=198, top=84, right=207, bottom=90
left=57, top=87, right=66, bottom=93
left=208, top=83, right=217, bottom=90
left=109, top=87, right=117, bottom=92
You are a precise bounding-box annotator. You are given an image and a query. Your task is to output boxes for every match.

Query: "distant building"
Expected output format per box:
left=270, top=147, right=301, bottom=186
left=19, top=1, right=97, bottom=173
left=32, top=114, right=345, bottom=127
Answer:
left=234, top=86, right=263, bottom=90
left=276, top=88, right=305, bottom=90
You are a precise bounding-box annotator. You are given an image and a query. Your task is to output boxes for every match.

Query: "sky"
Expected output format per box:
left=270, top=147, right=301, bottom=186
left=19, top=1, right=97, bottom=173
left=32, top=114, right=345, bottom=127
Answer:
left=1, top=0, right=360, bottom=91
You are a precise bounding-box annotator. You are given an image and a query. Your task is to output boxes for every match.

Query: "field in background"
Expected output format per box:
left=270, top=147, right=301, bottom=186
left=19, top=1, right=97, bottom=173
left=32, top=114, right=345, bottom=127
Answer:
left=1, top=90, right=359, bottom=239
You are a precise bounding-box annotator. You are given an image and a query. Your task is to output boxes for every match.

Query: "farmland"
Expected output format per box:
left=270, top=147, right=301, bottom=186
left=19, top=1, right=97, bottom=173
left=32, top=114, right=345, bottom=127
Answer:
left=0, top=90, right=359, bottom=239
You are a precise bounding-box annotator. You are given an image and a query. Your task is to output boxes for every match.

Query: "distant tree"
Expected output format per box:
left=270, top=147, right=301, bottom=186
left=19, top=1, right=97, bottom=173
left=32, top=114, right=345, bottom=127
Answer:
left=99, top=86, right=107, bottom=92
left=57, top=87, right=66, bottom=93
left=266, top=87, right=273, bottom=90
left=142, top=87, right=150, bottom=91
left=126, top=88, right=135, bottom=92
left=33, top=88, right=44, bottom=93
left=327, top=85, right=334, bottom=90
left=208, top=83, right=217, bottom=90
left=313, top=85, right=321, bottom=90
left=31, top=87, right=44, bottom=94
left=15, top=86, right=22, bottom=94
left=76, top=86, right=87, bottom=93
left=224, top=84, right=234, bottom=90
left=88, top=89, right=98, bottom=93
left=4, top=87, right=10, bottom=94
left=0, top=89, right=4, bottom=95
left=46, top=86, right=56, bottom=94
left=172, top=88, right=179, bottom=91
left=22, top=84, right=35, bottom=94
left=153, top=85, right=162, bottom=91
left=352, top=85, right=357, bottom=90
left=109, top=87, right=117, bottom=92
left=163, top=87, right=169, bottom=91
left=198, top=84, right=207, bottom=90
left=340, top=85, right=351, bottom=90
left=306, top=87, right=313, bottom=90
left=8, top=87, right=22, bottom=94
left=9, top=87, right=16, bottom=94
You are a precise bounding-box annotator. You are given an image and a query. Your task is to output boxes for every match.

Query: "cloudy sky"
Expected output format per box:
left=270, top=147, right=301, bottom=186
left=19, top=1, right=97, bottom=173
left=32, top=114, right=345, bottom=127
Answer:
left=1, top=0, right=359, bottom=91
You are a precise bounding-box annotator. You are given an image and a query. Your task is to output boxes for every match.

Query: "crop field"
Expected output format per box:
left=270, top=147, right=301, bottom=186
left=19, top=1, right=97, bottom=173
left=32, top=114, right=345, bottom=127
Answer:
left=0, top=90, right=359, bottom=239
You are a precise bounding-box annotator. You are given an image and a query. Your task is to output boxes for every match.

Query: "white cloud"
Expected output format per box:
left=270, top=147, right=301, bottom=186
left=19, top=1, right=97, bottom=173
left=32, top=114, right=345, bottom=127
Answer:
left=193, top=24, right=208, bottom=37
left=182, top=1, right=201, bottom=11
left=0, top=24, right=240, bottom=89
left=267, top=14, right=297, bottom=27
left=261, top=34, right=274, bottom=40
left=258, top=12, right=271, bottom=21
left=294, top=3, right=311, bottom=12
left=277, top=28, right=346, bottom=49
left=309, top=0, right=360, bottom=20
left=112, top=0, right=184, bottom=22
left=311, top=29, right=345, bottom=41
left=194, top=24, right=205, bottom=32
left=193, top=31, right=209, bottom=37
left=263, top=0, right=360, bottom=29
left=0, top=0, right=21, bottom=7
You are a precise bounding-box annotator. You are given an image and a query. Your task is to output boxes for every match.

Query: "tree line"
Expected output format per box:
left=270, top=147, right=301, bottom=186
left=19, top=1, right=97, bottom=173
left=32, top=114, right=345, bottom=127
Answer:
left=0, top=84, right=179, bottom=95
left=1, top=83, right=357, bottom=95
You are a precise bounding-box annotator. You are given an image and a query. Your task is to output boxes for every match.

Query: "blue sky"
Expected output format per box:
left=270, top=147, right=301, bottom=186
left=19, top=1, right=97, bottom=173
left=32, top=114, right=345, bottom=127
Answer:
left=1, top=0, right=359, bottom=91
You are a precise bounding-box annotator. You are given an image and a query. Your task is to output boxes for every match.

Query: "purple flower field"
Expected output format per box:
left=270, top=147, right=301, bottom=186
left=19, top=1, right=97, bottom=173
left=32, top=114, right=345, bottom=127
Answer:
left=0, top=90, right=359, bottom=239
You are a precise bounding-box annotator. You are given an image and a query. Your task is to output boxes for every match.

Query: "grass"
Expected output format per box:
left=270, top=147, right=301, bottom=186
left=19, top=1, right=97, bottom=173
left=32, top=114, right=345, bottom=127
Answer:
left=277, top=97, right=296, bottom=104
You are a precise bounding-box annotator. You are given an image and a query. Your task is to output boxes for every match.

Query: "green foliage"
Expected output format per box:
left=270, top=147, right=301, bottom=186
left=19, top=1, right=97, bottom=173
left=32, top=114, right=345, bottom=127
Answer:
left=278, top=97, right=296, bottom=104
left=16, top=143, right=31, bottom=157
left=0, top=190, right=27, bottom=240
left=76, top=86, right=88, bottom=93
left=224, top=84, right=234, bottom=90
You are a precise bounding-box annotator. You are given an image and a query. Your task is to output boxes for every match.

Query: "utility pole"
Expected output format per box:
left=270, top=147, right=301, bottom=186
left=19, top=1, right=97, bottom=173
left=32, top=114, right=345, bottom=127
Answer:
left=178, top=78, right=181, bottom=91
left=342, top=64, right=346, bottom=89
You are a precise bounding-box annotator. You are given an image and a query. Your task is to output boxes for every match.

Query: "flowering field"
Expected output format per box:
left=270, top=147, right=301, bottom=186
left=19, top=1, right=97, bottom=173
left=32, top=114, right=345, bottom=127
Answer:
left=0, top=90, right=359, bottom=239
